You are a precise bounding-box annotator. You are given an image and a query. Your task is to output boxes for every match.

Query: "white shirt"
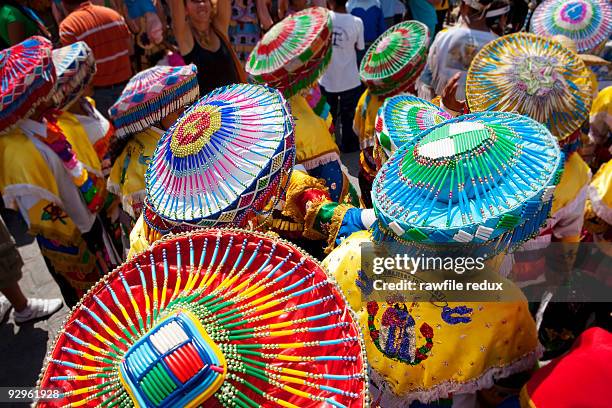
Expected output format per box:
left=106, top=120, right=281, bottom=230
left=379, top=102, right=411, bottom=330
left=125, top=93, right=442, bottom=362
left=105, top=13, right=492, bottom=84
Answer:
left=319, top=11, right=365, bottom=93
left=74, top=99, right=111, bottom=149
left=427, top=25, right=497, bottom=100
left=19, top=119, right=96, bottom=234
left=380, top=0, right=405, bottom=18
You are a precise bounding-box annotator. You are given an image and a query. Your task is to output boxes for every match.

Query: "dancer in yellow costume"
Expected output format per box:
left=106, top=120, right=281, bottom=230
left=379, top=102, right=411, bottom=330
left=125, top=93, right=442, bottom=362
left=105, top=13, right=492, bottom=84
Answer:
left=0, top=38, right=115, bottom=306
left=128, top=84, right=367, bottom=258
left=353, top=21, right=430, bottom=206
left=245, top=7, right=359, bottom=204
left=323, top=111, right=563, bottom=406
left=585, top=159, right=612, bottom=254
left=588, top=85, right=612, bottom=168
left=51, top=40, right=115, bottom=166
left=107, top=64, right=200, bottom=225
left=466, top=33, right=595, bottom=284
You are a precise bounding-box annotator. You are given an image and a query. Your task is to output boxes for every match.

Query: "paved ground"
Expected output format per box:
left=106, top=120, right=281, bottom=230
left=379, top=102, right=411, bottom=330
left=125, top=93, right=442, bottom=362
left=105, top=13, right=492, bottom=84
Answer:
left=0, top=151, right=361, bottom=398
left=0, top=211, right=70, bottom=399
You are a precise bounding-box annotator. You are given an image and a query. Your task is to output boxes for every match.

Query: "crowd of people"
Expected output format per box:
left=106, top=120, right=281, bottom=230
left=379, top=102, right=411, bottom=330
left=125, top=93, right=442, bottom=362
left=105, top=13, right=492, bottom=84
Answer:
left=1, top=0, right=611, bottom=406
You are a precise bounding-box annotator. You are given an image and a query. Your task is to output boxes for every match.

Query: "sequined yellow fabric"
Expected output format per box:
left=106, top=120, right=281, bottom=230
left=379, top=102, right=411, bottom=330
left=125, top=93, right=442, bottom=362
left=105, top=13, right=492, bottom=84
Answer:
left=354, top=89, right=383, bottom=150
left=57, top=111, right=103, bottom=173
left=128, top=214, right=156, bottom=259
left=0, top=127, right=82, bottom=246
left=590, top=159, right=612, bottom=216
left=108, top=128, right=161, bottom=218
left=552, top=152, right=591, bottom=214
left=322, top=230, right=540, bottom=401
left=289, top=94, right=340, bottom=165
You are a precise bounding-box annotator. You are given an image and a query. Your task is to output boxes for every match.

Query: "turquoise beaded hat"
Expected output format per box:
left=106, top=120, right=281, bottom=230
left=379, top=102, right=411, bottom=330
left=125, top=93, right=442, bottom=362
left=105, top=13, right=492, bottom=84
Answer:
left=37, top=229, right=369, bottom=408
left=144, top=84, right=295, bottom=232
left=51, top=41, right=96, bottom=109
left=374, top=95, right=452, bottom=165
left=372, top=112, right=564, bottom=257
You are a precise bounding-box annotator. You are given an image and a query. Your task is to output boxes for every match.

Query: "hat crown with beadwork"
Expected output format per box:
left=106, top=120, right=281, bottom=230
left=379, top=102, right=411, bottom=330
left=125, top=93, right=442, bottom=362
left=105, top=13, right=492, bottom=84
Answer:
left=372, top=112, right=564, bottom=257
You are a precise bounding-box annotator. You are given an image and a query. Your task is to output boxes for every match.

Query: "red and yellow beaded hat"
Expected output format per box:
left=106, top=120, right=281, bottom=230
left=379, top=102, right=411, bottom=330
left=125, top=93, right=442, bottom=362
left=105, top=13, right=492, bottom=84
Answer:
left=37, top=229, right=369, bottom=408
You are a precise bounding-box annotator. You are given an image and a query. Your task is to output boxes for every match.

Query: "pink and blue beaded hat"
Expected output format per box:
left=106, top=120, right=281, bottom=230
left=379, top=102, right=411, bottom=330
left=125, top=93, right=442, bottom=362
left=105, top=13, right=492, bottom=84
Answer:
left=37, top=229, right=369, bottom=408
left=109, top=65, right=200, bottom=138
left=0, top=36, right=55, bottom=131
left=374, top=95, right=451, bottom=164
left=372, top=112, right=564, bottom=258
left=145, top=84, right=295, bottom=231
left=51, top=41, right=96, bottom=109
left=530, top=0, right=612, bottom=54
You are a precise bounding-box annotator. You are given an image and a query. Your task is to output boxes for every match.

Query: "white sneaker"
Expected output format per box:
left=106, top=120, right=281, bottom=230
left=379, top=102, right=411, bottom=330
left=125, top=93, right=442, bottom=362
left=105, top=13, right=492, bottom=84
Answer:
left=13, top=298, right=63, bottom=324
left=0, top=296, right=11, bottom=323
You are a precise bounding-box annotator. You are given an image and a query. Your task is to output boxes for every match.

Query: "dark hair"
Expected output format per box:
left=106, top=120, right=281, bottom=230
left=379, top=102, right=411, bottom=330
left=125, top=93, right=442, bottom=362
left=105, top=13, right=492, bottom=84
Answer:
left=62, top=0, right=88, bottom=6
left=331, top=0, right=348, bottom=8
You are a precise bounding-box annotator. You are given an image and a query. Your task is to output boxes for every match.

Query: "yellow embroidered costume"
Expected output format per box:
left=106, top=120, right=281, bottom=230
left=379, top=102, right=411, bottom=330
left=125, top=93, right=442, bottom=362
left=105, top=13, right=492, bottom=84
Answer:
left=107, top=65, right=200, bottom=224
left=322, top=111, right=564, bottom=405
left=0, top=127, right=102, bottom=293
left=289, top=93, right=355, bottom=204
left=108, top=127, right=162, bottom=219
left=0, top=38, right=114, bottom=303
left=323, top=231, right=540, bottom=406
left=585, top=159, right=612, bottom=255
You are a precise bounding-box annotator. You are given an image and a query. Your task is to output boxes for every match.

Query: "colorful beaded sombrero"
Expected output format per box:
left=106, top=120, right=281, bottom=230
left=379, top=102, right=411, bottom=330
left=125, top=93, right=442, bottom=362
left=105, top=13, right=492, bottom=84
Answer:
left=0, top=36, right=55, bottom=131
left=51, top=41, right=96, bottom=109
left=246, top=7, right=332, bottom=97
left=372, top=112, right=564, bottom=257
left=530, top=0, right=612, bottom=54
left=109, top=65, right=200, bottom=138
left=360, top=21, right=429, bottom=97
left=466, top=33, right=593, bottom=142
left=145, top=84, right=295, bottom=231
left=375, top=95, right=451, bottom=163
left=37, top=229, right=369, bottom=408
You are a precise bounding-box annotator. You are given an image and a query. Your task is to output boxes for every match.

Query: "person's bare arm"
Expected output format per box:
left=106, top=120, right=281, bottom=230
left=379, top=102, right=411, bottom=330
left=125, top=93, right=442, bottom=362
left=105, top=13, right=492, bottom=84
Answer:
left=7, top=21, right=26, bottom=46
left=212, top=0, right=231, bottom=38
left=278, top=0, right=288, bottom=20
left=168, top=0, right=194, bottom=54
left=256, top=0, right=274, bottom=31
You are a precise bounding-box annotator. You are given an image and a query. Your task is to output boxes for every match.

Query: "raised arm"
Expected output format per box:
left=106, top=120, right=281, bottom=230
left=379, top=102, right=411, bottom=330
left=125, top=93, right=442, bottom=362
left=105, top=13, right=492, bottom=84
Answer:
left=212, top=0, right=231, bottom=38
left=168, top=0, right=194, bottom=55
left=256, top=0, right=274, bottom=31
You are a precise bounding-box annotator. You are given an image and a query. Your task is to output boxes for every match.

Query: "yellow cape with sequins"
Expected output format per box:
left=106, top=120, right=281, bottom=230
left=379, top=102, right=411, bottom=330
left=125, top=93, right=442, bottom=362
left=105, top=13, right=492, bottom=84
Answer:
left=354, top=89, right=383, bottom=150
left=57, top=111, right=103, bottom=176
left=0, top=127, right=98, bottom=290
left=587, top=159, right=612, bottom=225
left=108, top=127, right=162, bottom=219
left=289, top=94, right=341, bottom=170
left=322, top=230, right=540, bottom=406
